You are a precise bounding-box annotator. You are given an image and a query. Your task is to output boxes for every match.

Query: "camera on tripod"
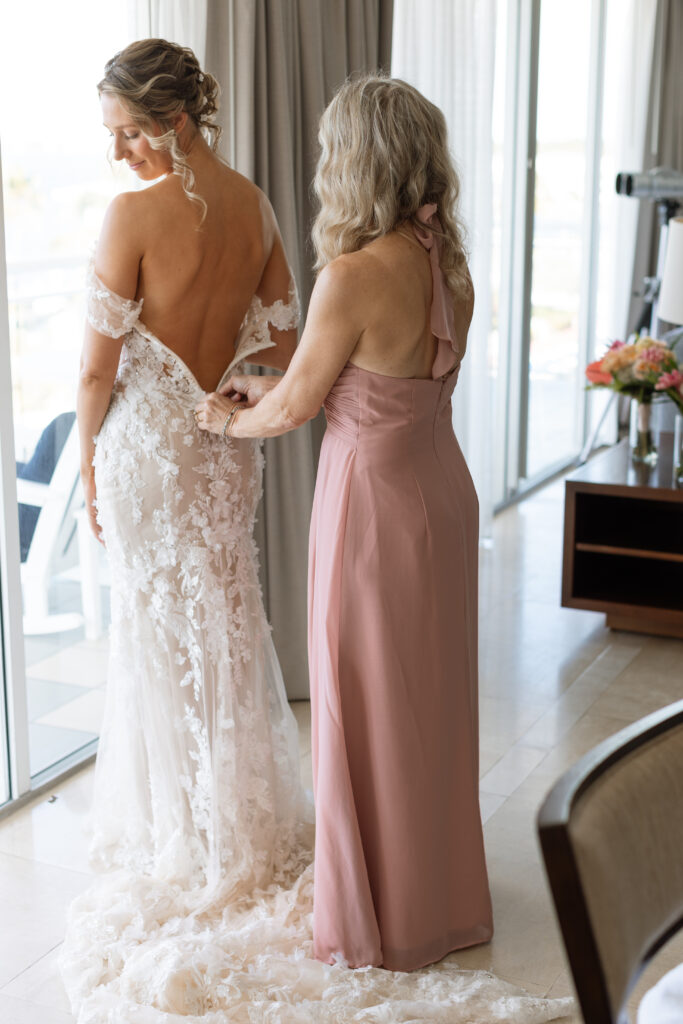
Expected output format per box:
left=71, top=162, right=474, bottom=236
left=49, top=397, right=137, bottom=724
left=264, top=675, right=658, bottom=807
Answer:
left=615, top=167, right=683, bottom=328
left=615, top=167, right=683, bottom=202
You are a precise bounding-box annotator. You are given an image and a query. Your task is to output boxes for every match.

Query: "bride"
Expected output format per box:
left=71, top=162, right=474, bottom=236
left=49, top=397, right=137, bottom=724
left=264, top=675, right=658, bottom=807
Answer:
left=61, top=36, right=312, bottom=1016
left=61, top=37, right=573, bottom=1024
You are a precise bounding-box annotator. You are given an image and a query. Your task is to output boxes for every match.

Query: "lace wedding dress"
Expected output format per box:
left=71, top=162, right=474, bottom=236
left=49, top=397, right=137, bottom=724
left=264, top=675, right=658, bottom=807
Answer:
left=60, top=260, right=574, bottom=1024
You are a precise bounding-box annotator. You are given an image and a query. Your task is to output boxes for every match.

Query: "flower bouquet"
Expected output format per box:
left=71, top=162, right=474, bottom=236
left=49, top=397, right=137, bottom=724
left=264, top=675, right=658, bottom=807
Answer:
left=586, top=335, right=683, bottom=464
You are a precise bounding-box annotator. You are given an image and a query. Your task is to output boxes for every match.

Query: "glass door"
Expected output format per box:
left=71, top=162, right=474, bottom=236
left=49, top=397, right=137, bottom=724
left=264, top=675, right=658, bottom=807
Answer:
left=494, top=0, right=614, bottom=505
left=523, top=0, right=593, bottom=480
left=0, top=2, right=130, bottom=790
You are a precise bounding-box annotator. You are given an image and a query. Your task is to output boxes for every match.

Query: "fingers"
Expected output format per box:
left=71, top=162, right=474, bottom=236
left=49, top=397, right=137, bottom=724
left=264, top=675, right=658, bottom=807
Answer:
left=219, top=375, right=244, bottom=396
left=219, top=374, right=259, bottom=396
left=194, top=393, right=235, bottom=434
left=88, top=508, right=105, bottom=547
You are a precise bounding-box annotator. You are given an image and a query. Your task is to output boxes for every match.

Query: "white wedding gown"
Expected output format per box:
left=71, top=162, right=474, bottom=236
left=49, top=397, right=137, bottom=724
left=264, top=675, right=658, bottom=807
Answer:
left=60, top=260, right=575, bottom=1024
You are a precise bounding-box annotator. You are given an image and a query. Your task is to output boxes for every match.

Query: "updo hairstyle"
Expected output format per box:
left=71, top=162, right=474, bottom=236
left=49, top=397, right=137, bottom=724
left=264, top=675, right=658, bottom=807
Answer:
left=98, top=38, right=221, bottom=221
left=313, top=74, right=471, bottom=302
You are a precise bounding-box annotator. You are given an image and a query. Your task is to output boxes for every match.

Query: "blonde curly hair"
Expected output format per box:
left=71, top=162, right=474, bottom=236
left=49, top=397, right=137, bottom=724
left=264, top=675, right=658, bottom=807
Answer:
left=313, top=74, right=471, bottom=302
left=98, top=38, right=222, bottom=223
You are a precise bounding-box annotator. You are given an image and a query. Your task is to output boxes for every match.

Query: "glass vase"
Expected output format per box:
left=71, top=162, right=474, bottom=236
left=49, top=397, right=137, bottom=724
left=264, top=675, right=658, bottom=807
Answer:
left=674, top=410, right=683, bottom=485
left=629, top=398, right=657, bottom=465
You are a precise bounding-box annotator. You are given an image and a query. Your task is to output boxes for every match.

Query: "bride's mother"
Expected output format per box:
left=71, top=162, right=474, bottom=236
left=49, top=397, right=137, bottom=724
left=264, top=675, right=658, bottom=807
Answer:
left=196, top=73, right=493, bottom=971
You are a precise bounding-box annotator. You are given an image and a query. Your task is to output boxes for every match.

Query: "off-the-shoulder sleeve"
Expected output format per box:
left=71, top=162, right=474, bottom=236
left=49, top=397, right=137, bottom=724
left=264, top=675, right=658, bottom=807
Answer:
left=86, top=254, right=143, bottom=339
left=232, top=275, right=301, bottom=366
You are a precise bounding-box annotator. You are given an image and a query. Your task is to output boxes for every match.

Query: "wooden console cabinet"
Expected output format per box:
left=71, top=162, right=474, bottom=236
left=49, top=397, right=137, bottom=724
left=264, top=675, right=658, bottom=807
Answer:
left=562, top=434, right=683, bottom=639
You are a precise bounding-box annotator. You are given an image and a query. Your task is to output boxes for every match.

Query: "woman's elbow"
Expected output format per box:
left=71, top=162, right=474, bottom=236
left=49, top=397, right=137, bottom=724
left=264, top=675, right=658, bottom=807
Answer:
left=78, top=365, right=112, bottom=389
left=281, top=401, right=320, bottom=432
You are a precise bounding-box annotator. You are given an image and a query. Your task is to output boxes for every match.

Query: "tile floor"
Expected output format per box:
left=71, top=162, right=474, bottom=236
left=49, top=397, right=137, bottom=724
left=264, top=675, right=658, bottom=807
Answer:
left=24, top=637, right=109, bottom=776
left=1, top=475, right=682, bottom=1022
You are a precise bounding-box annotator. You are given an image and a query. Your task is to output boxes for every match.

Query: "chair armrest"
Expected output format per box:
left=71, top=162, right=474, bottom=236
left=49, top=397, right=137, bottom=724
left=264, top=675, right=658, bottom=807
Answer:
left=16, top=479, right=50, bottom=507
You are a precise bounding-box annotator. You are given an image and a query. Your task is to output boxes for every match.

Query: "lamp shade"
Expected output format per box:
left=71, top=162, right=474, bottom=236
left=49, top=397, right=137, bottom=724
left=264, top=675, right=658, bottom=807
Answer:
left=659, top=216, right=683, bottom=325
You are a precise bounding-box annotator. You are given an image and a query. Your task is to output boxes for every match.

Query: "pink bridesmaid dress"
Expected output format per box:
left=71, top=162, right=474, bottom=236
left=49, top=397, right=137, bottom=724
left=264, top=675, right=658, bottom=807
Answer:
left=308, top=204, right=493, bottom=972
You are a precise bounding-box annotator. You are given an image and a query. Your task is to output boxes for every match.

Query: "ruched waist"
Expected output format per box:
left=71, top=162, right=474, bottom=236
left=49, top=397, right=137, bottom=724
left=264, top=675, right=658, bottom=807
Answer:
left=323, top=370, right=360, bottom=447
left=323, top=363, right=454, bottom=450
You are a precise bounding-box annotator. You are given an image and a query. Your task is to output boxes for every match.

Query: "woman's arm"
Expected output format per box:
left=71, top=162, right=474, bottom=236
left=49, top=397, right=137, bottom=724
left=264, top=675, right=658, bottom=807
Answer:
left=249, top=232, right=299, bottom=372
left=196, top=256, right=363, bottom=438
left=78, top=194, right=142, bottom=539
left=244, top=195, right=300, bottom=372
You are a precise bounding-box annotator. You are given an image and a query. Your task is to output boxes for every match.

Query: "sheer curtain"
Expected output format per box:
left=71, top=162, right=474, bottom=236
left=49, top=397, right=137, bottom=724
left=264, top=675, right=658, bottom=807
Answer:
left=129, top=0, right=208, bottom=62
left=392, top=0, right=497, bottom=537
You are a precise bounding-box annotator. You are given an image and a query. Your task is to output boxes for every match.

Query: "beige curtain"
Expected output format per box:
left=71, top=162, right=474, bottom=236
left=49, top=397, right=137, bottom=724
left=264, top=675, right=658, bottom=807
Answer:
left=204, top=0, right=393, bottom=698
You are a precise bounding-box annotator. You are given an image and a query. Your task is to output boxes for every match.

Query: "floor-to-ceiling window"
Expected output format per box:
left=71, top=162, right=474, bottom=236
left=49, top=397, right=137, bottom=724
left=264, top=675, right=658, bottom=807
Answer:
left=0, top=2, right=130, bottom=803
left=394, top=0, right=644, bottom=510
left=493, top=0, right=643, bottom=505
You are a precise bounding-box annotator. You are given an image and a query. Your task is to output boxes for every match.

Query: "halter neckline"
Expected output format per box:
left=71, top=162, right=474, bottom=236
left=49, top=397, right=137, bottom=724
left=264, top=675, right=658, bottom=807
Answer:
left=412, top=203, right=459, bottom=379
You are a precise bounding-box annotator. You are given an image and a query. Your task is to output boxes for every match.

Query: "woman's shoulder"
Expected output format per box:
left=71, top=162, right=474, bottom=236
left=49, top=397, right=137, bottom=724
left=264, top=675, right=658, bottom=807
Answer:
left=94, top=192, right=145, bottom=298
left=317, top=248, right=377, bottom=292
left=308, top=251, right=382, bottom=337
left=106, top=163, right=262, bottom=215
left=317, top=237, right=421, bottom=307
left=100, top=186, right=159, bottom=253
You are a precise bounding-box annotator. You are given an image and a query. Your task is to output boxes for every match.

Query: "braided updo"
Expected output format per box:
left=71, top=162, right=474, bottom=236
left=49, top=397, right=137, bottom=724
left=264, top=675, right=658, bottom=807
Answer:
left=98, top=38, right=222, bottom=220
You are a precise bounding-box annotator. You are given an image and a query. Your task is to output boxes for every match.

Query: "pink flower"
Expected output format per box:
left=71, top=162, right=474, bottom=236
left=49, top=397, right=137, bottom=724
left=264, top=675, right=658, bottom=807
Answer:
left=640, top=346, right=666, bottom=363
left=608, top=340, right=625, bottom=350
left=655, top=369, right=683, bottom=391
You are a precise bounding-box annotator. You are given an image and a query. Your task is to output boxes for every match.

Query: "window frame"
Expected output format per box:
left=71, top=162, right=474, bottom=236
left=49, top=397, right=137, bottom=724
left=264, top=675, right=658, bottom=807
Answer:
left=0, top=140, right=31, bottom=806
left=495, top=0, right=610, bottom=508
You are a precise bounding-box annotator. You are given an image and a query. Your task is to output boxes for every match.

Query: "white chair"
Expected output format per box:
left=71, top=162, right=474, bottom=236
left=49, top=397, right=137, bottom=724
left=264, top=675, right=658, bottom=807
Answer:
left=17, top=419, right=103, bottom=639
left=638, top=963, right=683, bottom=1023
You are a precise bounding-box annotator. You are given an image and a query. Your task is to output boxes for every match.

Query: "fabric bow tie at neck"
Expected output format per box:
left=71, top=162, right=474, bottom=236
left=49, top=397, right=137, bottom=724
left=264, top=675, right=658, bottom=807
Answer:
left=413, top=203, right=459, bottom=380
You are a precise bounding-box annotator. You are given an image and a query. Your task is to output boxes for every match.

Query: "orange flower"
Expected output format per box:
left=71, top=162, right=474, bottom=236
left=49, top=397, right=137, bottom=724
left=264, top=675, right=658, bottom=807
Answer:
left=602, top=344, right=637, bottom=372
left=634, top=358, right=662, bottom=379
left=586, top=360, right=611, bottom=385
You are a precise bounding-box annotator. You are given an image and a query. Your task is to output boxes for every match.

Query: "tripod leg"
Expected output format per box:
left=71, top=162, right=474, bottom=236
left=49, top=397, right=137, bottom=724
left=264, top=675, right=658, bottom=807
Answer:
left=578, top=391, right=617, bottom=465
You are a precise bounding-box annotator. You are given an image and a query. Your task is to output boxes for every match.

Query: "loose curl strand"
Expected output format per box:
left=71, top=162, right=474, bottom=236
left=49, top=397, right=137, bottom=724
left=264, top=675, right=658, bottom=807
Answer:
left=98, top=38, right=222, bottom=224
left=312, top=74, right=471, bottom=302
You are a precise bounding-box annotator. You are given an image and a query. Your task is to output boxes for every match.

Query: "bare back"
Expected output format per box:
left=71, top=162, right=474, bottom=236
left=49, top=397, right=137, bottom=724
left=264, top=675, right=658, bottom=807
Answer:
left=345, top=230, right=472, bottom=380
left=97, top=161, right=292, bottom=392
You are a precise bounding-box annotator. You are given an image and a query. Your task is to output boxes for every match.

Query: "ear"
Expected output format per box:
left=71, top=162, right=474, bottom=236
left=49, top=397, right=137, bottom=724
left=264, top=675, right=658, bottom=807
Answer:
left=172, top=111, right=189, bottom=134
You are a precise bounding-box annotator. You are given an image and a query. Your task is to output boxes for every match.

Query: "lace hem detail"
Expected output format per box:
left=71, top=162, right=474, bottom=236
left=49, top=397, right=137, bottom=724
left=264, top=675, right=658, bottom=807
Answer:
left=60, top=859, right=574, bottom=1023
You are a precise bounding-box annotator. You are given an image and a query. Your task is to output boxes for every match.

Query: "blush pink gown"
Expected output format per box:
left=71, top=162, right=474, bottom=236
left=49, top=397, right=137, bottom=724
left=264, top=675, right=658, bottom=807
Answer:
left=308, top=205, right=493, bottom=972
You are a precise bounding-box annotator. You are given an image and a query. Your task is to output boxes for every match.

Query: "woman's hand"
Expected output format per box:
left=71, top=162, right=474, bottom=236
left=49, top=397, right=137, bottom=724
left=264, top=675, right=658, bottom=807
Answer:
left=219, top=374, right=280, bottom=407
left=81, top=468, right=104, bottom=546
left=195, top=393, right=242, bottom=435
